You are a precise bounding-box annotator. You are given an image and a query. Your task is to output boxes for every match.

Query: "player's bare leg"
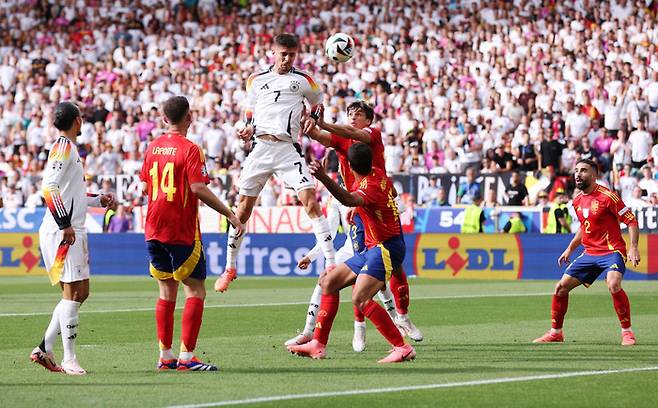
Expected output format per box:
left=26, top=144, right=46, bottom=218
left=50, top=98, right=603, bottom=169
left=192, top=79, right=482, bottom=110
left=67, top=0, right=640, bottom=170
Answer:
left=217, top=195, right=254, bottom=292
left=607, top=271, right=635, bottom=345
left=533, top=274, right=581, bottom=343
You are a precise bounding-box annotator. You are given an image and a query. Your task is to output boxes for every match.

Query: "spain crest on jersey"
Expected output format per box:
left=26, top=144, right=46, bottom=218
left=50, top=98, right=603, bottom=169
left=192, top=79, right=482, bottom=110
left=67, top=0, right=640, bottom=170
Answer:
left=590, top=200, right=599, bottom=215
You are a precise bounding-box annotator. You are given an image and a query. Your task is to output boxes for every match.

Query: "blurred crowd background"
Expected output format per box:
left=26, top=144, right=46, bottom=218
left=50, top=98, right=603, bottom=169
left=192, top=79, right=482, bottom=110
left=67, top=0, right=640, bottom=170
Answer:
left=1, top=0, right=658, bottom=225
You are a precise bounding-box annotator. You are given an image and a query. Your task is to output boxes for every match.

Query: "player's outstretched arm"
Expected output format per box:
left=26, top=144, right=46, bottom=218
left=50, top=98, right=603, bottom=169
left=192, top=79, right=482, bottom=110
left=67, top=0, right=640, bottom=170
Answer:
left=309, top=160, right=363, bottom=207
left=316, top=105, right=372, bottom=143
left=190, top=183, right=244, bottom=237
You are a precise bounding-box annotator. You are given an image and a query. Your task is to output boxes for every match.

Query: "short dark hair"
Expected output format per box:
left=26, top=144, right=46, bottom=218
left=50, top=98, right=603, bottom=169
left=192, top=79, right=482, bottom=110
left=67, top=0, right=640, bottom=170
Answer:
left=576, top=158, right=598, bottom=173
left=162, top=96, right=190, bottom=125
left=53, top=101, right=81, bottom=131
left=346, top=101, right=374, bottom=122
left=347, top=142, right=373, bottom=176
left=273, top=33, right=299, bottom=49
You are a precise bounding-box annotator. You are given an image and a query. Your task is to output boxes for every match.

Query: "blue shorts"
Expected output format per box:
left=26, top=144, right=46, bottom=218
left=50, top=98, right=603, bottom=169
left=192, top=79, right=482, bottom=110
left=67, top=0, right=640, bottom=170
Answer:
left=565, top=252, right=625, bottom=287
left=147, top=240, right=206, bottom=281
left=344, top=234, right=405, bottom=282
left=350, top=213, right=366, bottom=253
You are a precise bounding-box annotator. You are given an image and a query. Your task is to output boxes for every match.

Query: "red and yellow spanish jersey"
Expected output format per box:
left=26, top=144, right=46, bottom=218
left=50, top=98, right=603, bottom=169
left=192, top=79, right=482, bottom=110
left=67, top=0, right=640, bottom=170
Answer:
left=354, top=167, right=402, bottom=248
left=330, top=126, right=385, bottom=192
left=139, top=132, right=209, bottom=245
left=573, top=185, right=638, bottom=257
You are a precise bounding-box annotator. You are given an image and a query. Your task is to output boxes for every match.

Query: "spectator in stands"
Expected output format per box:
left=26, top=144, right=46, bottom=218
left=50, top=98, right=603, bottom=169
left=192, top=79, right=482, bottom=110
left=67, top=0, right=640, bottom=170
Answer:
left=428, top=187, right=449, bottom=207
left=544, top=189, right=572, bottom=234
left=419, top=176, right=440, bottom=206
left=638, top=165, right=658, bottom=198
left=504, top=171, right=529, bottom=206
left=502, top=212, right=526, bottom=234
left=460, top=192, right=484, bottom=234
left=629, top=120, right=653, bottom=169
left=107, top=203, right=132, bottom=233
left=456, top=166, right=481, bottom=205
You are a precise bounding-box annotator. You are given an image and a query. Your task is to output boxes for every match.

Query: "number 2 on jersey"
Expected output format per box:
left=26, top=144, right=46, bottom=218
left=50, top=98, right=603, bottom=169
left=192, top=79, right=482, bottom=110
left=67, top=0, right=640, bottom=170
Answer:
left=583, top=220, right=591, bottom=233
left=149, top=162, right=177, bottom=202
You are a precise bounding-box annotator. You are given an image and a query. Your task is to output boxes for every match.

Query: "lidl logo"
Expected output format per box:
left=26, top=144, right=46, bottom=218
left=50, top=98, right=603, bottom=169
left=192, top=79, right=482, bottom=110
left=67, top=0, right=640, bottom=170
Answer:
left=415, top=234, right=521, bottom=280
left=0, top=233, right=46, bottom=276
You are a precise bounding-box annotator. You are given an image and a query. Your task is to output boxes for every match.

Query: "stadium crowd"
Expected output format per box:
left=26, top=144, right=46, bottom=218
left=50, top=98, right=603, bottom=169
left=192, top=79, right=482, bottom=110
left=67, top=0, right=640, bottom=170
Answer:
left=1, top=0, right=658, bottom=215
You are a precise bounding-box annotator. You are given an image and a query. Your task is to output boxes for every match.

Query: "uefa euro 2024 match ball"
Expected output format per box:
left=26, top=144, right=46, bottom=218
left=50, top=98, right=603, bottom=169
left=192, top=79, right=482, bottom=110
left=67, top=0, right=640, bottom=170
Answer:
left=325, top=33, right=355, bottom=63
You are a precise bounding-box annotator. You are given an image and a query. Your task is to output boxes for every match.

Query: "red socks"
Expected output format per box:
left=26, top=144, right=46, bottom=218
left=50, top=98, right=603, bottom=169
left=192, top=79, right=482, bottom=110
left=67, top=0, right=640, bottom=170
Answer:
left=551, top=294, right=569, bottom=330
left=314, top=294, right=340, bottom=346
left=181, top=297, right=204, bottom=353
left=156, top=298, right=176, bottom=350
left=390, top=271, right=409, bottom=314
left=611, top=289, right=631, bottom=329
left=363, top=300, right=404, bottom=347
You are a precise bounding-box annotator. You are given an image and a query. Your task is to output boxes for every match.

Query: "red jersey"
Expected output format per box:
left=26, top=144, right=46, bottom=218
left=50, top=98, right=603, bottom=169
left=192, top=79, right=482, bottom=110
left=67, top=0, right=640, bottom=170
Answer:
left=330, top=126, right=385, bottom=192
left=572, top=185, right=638, bottom=257
left=140, top=132, right=210, bottom=245
left=354, top=167, right=402, bottom=248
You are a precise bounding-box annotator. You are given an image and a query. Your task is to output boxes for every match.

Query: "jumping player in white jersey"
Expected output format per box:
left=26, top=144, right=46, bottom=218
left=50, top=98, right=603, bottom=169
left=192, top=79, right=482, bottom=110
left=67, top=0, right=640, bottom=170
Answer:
left=215, top=33, right=335, bottom=292
left=30, top=101, right=115, bottom=375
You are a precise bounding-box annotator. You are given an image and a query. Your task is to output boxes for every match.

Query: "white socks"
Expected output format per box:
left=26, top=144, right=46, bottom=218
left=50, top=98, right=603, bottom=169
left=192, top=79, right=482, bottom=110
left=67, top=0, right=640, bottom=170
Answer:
left=377, top=287, right=397, bottom=320
left=225, top=223, right=245, bottom=270
left=42, top=300, right=64, bottom=352
left=550, top=328, right=562, bottom=334
left=303, top=284, right=322, bottom=335
left=160, top=349, right=175, bottom=360
left=59, top=299, right=81, bottom=362
left=311, top=216, right=335, bottom=267
left=179, top=351, right=194, bottom=361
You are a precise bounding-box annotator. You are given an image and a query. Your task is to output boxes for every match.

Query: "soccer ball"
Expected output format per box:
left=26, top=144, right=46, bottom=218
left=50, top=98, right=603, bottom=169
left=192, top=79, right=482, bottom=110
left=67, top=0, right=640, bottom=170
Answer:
left=325, top=33, right=354, bottom=63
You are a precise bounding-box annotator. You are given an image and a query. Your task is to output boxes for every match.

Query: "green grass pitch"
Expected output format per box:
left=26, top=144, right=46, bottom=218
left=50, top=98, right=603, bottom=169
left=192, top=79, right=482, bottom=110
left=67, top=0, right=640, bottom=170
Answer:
left=1, top=276, right=657, bottom=407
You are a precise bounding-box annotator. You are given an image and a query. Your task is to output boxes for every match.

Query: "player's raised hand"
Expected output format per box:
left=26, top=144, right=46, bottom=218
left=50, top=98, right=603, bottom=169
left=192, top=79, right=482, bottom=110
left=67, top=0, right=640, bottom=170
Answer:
left=314, top=104, right=325, bottom=127
left=302, top=113, right=316, bottom=135
left=297, top=256, right=312, bottom=270
left=558, top=248, right=572, bottom=267
left=628, top=246, right=641, bottom=267
left=237, top=124, right=254, bottom=142
left=308, top=160, right=327, bottom=181
left=228, top=214, right=244, bottom=238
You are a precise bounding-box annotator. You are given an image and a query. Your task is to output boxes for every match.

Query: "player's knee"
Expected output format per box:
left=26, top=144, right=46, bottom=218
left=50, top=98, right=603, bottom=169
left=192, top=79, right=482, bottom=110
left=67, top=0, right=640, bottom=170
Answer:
left=554, top=282, right=569, bottom=296
left=351, top=294, right=369, bottom=312
left=607, top=280, right=622, bottom=294
left=304, top=200, right=321, bottom=218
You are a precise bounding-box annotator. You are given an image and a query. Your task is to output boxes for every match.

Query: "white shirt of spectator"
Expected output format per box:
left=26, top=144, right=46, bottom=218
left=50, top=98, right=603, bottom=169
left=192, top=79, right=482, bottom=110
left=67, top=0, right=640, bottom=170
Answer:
left=245, top=67, right=321, bottom=143
left=619, top=175, right=638, bottom=203
left=566, top=111, right=590, bottom=138
left=628, top=129, right=652, bottom=162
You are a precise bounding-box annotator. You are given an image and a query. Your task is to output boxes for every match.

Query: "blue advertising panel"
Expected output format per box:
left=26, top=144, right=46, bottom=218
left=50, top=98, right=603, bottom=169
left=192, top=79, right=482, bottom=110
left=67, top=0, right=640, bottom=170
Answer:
left=0, top=208, right=45, bottom=232
left=88, top=233, right=419, bottom=278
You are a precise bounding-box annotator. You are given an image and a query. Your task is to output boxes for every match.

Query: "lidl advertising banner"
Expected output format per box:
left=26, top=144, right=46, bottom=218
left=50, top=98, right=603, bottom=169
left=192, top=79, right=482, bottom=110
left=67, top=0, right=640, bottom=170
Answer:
left=414, top=234, right=522, bottom=280
left=0, top=233, right=47, bottom=277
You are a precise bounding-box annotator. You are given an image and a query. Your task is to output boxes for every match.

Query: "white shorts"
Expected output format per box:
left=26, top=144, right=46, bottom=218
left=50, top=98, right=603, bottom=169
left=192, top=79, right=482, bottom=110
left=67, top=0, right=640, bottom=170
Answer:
left=39, top=228, right=90, bottom=285
left=239, top=138, right=315, bottom=197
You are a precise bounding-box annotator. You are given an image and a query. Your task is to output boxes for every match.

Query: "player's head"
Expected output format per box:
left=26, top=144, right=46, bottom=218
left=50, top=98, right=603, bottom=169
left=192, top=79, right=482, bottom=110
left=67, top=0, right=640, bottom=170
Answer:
left=53, top=101, right=82, bottom=134
left=272, top=33, right=299, bottom=74
left=347, top=142, right=373, bottom=177
left=162, top=96, right=191, bottom=129
left=346, top=101, right=374, bottom=128
left=574, top=158, right=598, bottom=191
